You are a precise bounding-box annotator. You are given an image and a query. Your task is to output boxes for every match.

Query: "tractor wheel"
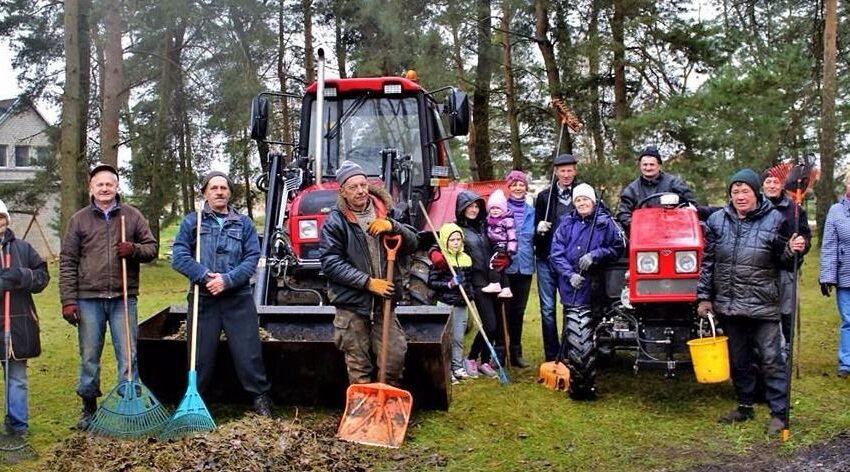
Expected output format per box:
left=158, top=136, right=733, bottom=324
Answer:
left=566, top=307, right=597, bottom=401
left=405, top=253, right=433, bottom=305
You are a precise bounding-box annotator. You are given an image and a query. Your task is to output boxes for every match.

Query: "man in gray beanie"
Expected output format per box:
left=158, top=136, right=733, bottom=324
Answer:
left=319, top=160, right=418, bottom=386
left=696, top=168, right=806, bottom=436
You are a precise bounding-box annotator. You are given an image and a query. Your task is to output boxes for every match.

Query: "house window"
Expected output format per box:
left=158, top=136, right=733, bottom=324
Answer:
left=0, top=144, right=6, bottom=167
left=14, top=145, right=31, bottom=167
left=35, top=146, right=50, bottom=166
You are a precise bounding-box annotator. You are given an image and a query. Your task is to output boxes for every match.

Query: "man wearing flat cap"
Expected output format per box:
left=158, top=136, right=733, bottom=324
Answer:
left=171, top=170, right=273, bottom=417
left=60, top=163, right=158, bottom=429
left=616, top=145, right=696, bottom=233
left=319, top=160, right=418, bottom=386
left=533, top=153, right=583, bottom=361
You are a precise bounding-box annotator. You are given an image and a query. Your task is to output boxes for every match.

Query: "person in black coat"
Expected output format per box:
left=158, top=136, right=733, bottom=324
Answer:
left=0, top=200, right=50, bottom=436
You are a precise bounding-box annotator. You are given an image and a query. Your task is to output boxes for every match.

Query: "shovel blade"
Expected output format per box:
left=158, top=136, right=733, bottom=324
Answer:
left=537, top=360, right=571, bottom=391
left=337, top=382, right=413, bottom=448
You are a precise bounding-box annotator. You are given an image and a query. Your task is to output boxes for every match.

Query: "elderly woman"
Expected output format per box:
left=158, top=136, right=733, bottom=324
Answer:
left=820, top=172, right=850, bottom=378
left=503, top=170, right=535, bottom=368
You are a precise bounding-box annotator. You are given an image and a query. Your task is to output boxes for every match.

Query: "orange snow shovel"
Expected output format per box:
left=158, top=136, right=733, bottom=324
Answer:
left=337, top=233, right=413, bottom=448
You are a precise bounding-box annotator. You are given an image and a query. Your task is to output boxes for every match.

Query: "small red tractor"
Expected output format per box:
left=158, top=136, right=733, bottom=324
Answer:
left=569, top=192, right=705, bottom=398
left=138, top=49, right=502, bottom=409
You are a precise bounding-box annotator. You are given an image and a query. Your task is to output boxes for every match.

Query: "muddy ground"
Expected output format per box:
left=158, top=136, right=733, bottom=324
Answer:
left=690, top=431, right=850, bottom=472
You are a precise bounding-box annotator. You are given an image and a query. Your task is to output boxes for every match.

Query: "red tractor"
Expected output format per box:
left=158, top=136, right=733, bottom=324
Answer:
left=138, top=49, right=502, bottom=409
left=570, top=193, right=705, bottom=398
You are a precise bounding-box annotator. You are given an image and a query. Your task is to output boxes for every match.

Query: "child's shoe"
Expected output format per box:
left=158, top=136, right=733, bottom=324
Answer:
left=481, top=282, right=502, bottom=293
left=453, top=368, right=471, bottom=381
left=451, top=375, right=460, bottom=385
left=464, top=359, right=480, bottom=378
left=479, top=362, right=498, bottom=377
left=498, top=287, right=513, bottom=298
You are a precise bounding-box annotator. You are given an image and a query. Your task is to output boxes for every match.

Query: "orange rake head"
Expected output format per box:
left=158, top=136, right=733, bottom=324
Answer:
left=337, top=382, right=413, bottom=448
left=537, top=360, right=571, bottom=392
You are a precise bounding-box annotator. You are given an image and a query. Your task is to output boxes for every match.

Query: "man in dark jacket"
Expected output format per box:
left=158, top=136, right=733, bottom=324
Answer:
left=616, top=146, right=696, bottom=233
left=534, top=154, right=582, bottom=361
left=59, top=163, right=158, bottom=429
left=320, top=160, right=418, bottom=386
left=0, top=200, right=50, bottom=436
left=762, top=168, right=811, bottom=344
left=172, top=170, right=273, bottom=417
left=696, top=168, right=806, bottom=436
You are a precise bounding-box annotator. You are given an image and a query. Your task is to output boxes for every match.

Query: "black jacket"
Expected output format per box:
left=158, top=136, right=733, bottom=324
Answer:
left=697, top=198, right=794, bottom=321
left=616, top=172, right=696, bottom=230
left=320, top=187, right=418, bottom=317
left=455, top=191, right=493, bottom=287
left=0, top=229, right=49, bottom=359
left=428, top=264, right=473, bottom=306
left=533, top=181, right=582, bottom=260
left=768, top=194, right=811, bottom=269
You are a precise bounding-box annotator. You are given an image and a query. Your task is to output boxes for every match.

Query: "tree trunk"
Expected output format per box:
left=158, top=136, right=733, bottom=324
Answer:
left=587, top=0, right=605, bottom=163
left=278, top=0, right=294, bottom=160
left=334, top=1, right=347, bottom=78
left=471, top=0, right=495, bottom=180
left=303, top=0, right=315, bottom=83
left=816, top=0, right=837, bottom=245
left=612, top=0, right=630, bottom=163
left=535, top=0, right=570, bottom=159
left=501, top=1, right=523, bottom=170
left=100, top=0, right=122, bottom=167
left=446, top=0, right=474, bottom=167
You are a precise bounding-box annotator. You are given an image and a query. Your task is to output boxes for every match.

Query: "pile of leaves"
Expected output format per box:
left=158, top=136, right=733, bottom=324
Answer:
left=42, top=415, right=384, bottom=471
left=163, top=321, right=278, bottom=341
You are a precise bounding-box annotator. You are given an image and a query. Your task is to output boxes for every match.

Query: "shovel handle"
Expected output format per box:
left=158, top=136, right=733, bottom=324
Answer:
left=383, top=234, right=402, bottom=262
left=3, top=253, right=9, bottom=337
left=378, top=235, right=401, bottom=385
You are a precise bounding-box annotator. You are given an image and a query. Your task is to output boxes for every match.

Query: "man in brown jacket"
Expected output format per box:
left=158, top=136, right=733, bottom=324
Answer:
left=59, top=163, right=158, bottom=429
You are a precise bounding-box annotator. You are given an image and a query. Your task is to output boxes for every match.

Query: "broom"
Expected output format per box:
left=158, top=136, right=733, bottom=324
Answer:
left=87, top=216, right=171, bottom=438
left=0, top=252, right=38, bottom=464
left=160, top=202, right=216, bottom=440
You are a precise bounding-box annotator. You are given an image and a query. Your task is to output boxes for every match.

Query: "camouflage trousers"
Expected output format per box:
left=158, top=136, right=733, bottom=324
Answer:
left=333, top=306, right=408, bottom=386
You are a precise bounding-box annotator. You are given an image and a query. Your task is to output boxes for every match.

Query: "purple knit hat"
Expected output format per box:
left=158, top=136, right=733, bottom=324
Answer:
left=506, top=170, right=529, bottom=186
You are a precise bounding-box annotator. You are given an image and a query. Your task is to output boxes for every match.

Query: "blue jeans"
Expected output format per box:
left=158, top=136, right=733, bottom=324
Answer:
left=536, top=258, right=561, bottom=361
left=76, top=297, right=138, bottom=399
left=438, top=302, right=468, bottom=371
left=836, top=288, right=850, bottom=372
left=3, top=359, right=28, bottom=434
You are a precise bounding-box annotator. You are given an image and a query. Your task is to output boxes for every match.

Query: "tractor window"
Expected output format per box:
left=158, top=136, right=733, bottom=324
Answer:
left=308, top=96, right=424, bottom=186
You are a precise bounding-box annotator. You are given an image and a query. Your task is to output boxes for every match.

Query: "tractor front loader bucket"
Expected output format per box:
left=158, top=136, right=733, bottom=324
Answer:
left=138, top=304, right=452, bottom=410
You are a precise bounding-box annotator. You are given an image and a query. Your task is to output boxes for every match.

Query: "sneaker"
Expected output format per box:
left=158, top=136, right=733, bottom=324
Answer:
left=838, top=370, right=850, bottom=378
left=718, top=405, right=755, bottom=424
left=497, top=287, right=513, bottom=298
left=453, top=368, right=471, bottom=380
left=464, top=359, right=480, bottom=378
left=481, top=282, right=502, bottom=293
left=767, top=416, right=786, bottom=435
left=479, top=362, right=498, bottom=377
left=451, top=375, right=460, bottom=385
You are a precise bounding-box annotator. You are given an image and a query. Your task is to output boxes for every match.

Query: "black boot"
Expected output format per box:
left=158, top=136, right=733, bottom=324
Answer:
left=510, top=346, right=531, bottom=368
left=718, top=405, right=755, bottom=424
left=77, top=397, right=97, bottom=430
left=253, top=393, right=273, bottom=417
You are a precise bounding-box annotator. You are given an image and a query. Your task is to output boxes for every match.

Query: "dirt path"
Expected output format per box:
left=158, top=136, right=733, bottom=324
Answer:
left=691, top=432, right=850, bottom=471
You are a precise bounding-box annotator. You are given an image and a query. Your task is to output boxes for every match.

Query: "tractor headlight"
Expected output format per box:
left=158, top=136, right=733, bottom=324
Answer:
left=675, top=250, right=698, bottom=273
left=636, top=252, right=659, bottom=274
left=298, top=220, right=319, bottom=239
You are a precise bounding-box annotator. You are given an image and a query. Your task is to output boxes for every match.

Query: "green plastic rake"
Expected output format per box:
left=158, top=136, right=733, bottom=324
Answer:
left=87, top=216, right=170, bottom=438
left=160, top=203, right=215, bottom=440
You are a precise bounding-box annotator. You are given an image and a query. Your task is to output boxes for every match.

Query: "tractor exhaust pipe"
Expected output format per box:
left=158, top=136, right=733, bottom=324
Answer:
left=313, top=48, right=326, bottom=189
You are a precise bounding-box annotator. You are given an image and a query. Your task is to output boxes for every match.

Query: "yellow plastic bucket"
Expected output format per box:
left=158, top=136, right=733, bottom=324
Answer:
left=687, top=314, right=730, bottom=383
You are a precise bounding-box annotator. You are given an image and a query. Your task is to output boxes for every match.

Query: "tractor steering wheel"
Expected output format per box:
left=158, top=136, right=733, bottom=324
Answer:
left=636, top=192, right=691, bottom=210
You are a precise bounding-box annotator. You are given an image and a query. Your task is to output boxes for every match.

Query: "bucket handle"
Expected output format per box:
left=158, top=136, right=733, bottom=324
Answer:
left=698, top=312, right=717, bottom=339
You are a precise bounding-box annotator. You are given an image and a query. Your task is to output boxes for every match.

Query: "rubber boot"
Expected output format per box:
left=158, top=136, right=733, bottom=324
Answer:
left=510, top=345, right=530, bottom=368
left=493, top=346, right=507, bottom=368
left=77, top=397, right=97, bottom=430
left=253, top=393, right=273, bottom=417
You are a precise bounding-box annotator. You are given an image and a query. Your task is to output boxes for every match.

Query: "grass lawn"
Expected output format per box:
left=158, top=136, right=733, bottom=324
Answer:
left=7, top=249, right=850, bottom=471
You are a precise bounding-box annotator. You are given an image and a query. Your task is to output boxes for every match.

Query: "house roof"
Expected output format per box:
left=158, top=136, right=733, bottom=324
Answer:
left=0, top=97, right=50, bottom=129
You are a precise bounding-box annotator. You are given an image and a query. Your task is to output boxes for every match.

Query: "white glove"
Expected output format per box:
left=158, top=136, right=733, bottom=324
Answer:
left=569, top=273, right=585, bottom=290
left=537, top=221, right=552, bottom=235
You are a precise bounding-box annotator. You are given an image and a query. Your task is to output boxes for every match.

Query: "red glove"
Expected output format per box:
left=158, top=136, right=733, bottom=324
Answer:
left=62, top=304, right=80, bottom=327
left=117, top=242, right=135, bottom=258
left=429, top=248, right=448, bottom=271
left=489, top=253, right=511, bottom=271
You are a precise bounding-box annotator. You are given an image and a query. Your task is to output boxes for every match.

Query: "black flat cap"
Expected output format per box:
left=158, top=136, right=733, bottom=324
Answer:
left=553, top=154, right=577, bottom=166
left=89, top=163, right=119, bottom=180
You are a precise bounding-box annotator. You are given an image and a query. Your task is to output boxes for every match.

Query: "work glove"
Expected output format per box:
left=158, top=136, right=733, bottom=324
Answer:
left=489, top=253, right=511, bottom=271
left=536, top=221, right=552, bottom=235
left=569, top=273, right=585, bottom=290
left=0, top=267, right=23, bottom=285
left=578, top=253, right=594, bottom=271
left=62, top=304, right=80, bottom=327
left=117, top=241, right=135, bottom=258
left=697, top=300, right=713, bottom=319
left=367, top=218, right=394, bottom=237
left=821, top=283, right=834, bottom=298
left=366, top=278, right=395, bottom=298
left=429, top=248, right=448, bottom=271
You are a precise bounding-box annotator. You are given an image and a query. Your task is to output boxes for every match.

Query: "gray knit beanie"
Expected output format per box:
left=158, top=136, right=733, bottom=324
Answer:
left=335, top=160, right=367, bottom=185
